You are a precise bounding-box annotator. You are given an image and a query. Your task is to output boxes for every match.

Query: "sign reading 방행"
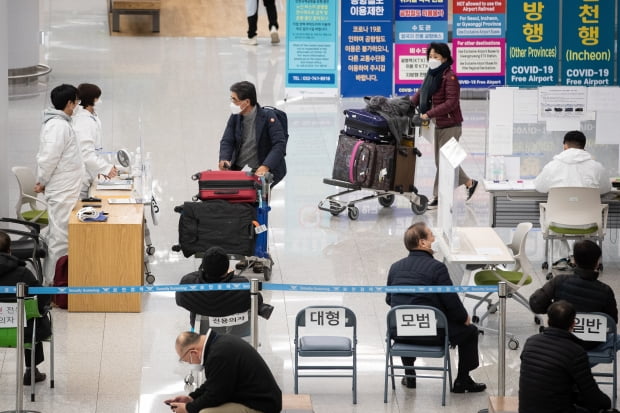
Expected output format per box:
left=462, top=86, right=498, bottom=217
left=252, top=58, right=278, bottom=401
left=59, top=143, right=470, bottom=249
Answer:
left=506, top=0, right=559, bottom=86
left=561, top=0, right=614, bottom=87
left=340, top=0, right=393, bottom=97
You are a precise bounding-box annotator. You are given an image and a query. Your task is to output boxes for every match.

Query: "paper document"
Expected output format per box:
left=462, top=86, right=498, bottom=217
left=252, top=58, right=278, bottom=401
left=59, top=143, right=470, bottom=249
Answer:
left=108, top=198, right=138, bottom=204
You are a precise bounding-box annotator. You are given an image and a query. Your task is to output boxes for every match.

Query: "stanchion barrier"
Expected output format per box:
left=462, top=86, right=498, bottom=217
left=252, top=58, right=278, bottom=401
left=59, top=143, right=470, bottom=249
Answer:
left=498, top=281, right=507, bottom=397
left=250, top=279, right=260, bottom=349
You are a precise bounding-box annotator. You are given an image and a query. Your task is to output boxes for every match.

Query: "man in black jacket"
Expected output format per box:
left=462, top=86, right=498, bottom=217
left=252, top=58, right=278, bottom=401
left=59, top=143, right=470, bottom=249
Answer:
left=175, top=247, right=273, bottom=334
left=529, top=240, right=617, bottom=350
left=519, top=300, right=611, bottom=413
left=386, top=222, right=485, bottom=393
left=165, top=331, right=282, bottom=413
left=0, top=231, right=51, bottom=385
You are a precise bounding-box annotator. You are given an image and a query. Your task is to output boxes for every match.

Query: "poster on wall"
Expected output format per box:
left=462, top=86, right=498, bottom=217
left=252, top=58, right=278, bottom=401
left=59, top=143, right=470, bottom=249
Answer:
left=561, top=0, right=615, bottom=87
left=394, top=0, right=448, bottom=96
left=452, top=0, right=505, bottom=88
left=285, top=0, right=339, bottom=97
left=505, top=0, right=559, bottom=86
left=340, top=0, right=393, bottom=97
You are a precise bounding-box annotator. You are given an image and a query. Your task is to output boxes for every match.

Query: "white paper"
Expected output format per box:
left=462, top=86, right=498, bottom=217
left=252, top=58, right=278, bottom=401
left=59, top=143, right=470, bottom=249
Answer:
left=503, top=157, right=521, bottom=180
left=440, top=137, right=467, bottom=169
left=108, top=198, right=138, bottom=204
left=587, top=87, right=620, bottom=112
left=488, top=88, right=514, bottom=155
left=513, top=89, right=539, bottom=123
left=538, top=86, right=587, bottom=120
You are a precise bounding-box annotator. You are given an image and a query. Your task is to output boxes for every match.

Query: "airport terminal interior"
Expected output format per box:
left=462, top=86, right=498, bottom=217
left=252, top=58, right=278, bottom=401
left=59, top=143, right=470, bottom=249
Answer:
left=1, top=1, right=620, bottom=412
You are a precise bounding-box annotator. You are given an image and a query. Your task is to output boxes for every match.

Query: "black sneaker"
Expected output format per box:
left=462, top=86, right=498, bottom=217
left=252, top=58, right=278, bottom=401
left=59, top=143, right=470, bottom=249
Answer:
left=452, top=376, right=486, bottom=393
left=427, top=198, right=438, bottom=210
left=23, top=368, right=46, bottom=385
left=466, top=180, right=479, bottom=201
left=401, top=373, right=416, bottom=388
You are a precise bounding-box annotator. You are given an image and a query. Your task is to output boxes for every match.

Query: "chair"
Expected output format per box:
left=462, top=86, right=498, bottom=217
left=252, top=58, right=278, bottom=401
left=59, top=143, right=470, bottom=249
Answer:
left=0, top=297, right=54, bottom=402
left=0, top=218, right=47, bottom=283
left=294, top=306, right=357, bottom=404
left=572, top=312, right=617, bottom=408
left=472, top=223, right=540, bottom=339
left=384, top=305, right=452, bottom=406
left=539, top=187, right=607, bottom=272
left=11, top=166, right=49, bottom=226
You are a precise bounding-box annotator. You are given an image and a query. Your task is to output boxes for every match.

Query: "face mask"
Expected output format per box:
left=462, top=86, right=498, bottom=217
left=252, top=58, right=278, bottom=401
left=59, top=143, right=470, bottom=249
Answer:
left=230, top=102, right=243, bottom=115
left=72, top=104, right=80, bottom=116
left=428, top=58, right=442, bottom=70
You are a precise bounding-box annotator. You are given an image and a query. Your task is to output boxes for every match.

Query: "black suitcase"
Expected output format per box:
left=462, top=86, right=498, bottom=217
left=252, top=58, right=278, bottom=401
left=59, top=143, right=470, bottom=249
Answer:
left=176, top=200, right=256, bottom=258
left=343, top=109, right=393, bottom=142
left=370, top=144, right=396, bottom=191
left=332, top=134, right=376, bottom=187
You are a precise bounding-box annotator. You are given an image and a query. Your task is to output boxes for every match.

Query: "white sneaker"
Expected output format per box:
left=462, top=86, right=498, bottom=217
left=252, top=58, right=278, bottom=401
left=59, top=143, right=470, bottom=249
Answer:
left=240, top=36, right=258, bottom=46
left=270, top=26, right=280, bottom=44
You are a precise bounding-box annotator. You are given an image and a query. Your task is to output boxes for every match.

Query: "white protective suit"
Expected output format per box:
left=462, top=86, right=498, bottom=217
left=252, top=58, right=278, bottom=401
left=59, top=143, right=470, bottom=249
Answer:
left=36, top=108, right=84, bottom=284
left=72, top=105, right=112, bottom=197
left=534, top=148, right=612, bottom=194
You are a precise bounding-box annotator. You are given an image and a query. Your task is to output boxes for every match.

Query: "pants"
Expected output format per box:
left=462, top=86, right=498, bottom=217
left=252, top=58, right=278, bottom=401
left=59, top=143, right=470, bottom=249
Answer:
left=246, top=0, right=278, bottom=38
left=25, top=342, right=44, bottom=368
left=198, top=402, right=262, bottom=413
left=42, top=179, right=81, bottom=284
left=398, top=323, right=480, bottom=378
left=433, top=125, right=470, bottom=198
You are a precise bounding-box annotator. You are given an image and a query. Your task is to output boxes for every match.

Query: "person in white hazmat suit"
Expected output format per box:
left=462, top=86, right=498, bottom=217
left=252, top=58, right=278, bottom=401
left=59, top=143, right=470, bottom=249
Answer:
left=34, top=84, right=85, bottom=284
left=73, top=83, right=117, bottom=198
left=534, top=130, right=611, bottom=267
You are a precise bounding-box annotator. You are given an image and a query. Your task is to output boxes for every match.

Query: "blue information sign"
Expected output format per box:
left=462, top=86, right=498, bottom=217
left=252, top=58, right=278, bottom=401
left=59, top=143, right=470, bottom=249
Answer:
left=561, top=0, right=614, bottom=86
left=506, top=0, right=559, bottom=86
left=340, top=0, right=393, bottom=97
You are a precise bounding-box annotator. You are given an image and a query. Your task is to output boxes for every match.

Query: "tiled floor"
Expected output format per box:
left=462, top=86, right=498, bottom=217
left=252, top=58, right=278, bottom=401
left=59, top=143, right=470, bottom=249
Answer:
left=2, top=1, right=619, bottom=413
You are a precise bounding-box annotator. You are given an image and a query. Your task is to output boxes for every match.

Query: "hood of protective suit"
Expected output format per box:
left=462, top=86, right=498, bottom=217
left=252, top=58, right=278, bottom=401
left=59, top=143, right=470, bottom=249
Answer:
left=552, top=147, right=593, bottom=164
left=42, top=107, right=71, bottom=124
left=0, top=253, right=23, bottom=275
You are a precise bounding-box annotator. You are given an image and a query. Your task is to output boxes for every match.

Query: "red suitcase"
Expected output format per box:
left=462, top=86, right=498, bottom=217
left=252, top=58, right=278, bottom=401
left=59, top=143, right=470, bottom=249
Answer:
left=192, top=170, right=260, bottom=203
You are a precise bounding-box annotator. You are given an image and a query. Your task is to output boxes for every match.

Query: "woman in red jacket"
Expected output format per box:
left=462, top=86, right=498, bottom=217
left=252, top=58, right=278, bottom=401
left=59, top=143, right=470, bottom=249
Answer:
left=411, top=42, right=478, bottom=209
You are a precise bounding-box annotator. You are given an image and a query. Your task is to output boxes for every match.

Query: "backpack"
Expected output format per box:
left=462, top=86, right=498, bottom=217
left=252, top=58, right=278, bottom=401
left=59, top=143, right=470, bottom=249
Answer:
left=262, top=105, right=289, bottom=141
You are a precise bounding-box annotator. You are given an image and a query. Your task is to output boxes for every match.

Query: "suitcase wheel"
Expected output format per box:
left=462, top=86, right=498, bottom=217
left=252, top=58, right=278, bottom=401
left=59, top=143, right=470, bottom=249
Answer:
left=347, top=206, right=359, bottom=220
left=411, top=195, right=428, bottom=215
left=378, top=194, right=395, bottom=208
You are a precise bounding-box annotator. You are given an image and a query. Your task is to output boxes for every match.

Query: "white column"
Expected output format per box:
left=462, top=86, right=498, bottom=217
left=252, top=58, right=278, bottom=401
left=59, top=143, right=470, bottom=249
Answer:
left=7, top=0, right=39, bottom=70
left=0, top=0, right=9, bottom=218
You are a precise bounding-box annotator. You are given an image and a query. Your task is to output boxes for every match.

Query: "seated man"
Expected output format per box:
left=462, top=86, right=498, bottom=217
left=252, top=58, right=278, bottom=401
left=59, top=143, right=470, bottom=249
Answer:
left=530, top=240, right=617, bottom=351
left=165, top=331, right=282, bottom=413
left=0, top=231, right=51, bottom=385
left=175, top=246, right=273, bottom=334
left=519, top=300, right=611, bottom=413
left=386, top=222, right=486, bottom=393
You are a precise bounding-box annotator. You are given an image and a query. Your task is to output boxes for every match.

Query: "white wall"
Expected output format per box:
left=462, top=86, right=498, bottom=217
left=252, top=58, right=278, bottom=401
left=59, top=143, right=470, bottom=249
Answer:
left=0, top=0, right=9, bottom=219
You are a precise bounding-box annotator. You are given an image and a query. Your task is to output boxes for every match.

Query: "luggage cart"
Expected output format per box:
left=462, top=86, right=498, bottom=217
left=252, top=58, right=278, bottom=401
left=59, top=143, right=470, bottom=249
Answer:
left=143, top=195, right=159, bottom=284
left=172, top=174, right=274, bottom=281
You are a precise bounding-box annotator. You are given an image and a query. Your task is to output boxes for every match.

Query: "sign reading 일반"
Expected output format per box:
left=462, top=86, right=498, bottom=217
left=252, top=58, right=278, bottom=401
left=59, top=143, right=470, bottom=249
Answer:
left=573, top=313, right=607, bottom=342
left=395, top=308, right=437, bottom=337
left=285, top=0, right=339, bottom=96
left=561, top=0, right=615, bottom=87
left=340, top=0, right=393, bottom=97
left=305, top=307, right=346, bottom=328
left=506, top=0, right=559, bottom=86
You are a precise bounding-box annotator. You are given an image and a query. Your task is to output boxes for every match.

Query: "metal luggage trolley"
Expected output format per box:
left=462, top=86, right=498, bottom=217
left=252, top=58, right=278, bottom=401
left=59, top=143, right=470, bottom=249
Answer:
left=319, top=146, right=429, bottom=220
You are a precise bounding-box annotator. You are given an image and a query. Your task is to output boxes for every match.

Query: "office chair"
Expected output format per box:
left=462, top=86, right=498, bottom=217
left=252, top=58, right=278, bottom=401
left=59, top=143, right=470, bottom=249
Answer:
left=0, top=218, right=47, bottom=283
left=384, top=305, right=452, bottom=406
left=11, top=166, right=49, bottom=226
left=573, top=312, right=617, bottom=408
left=0, top=297, right=54, bottom=402
left=539, top=187, right=607, bottom=275
left=294, top=306, right=357, bottom=404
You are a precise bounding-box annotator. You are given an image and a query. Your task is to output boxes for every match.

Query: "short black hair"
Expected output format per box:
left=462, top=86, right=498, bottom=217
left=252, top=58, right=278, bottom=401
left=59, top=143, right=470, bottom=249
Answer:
left=77, top=83, right=102, bottom=108
left=404, top=222, right=429, bottom=251
left=427, top=42, right=453, bottom=65
left=563, top=130, right=586, bottom=149
left=573, top=240, right=601, bottom=270
left=50, top=84, right=78, bottom=111
left=0, top=231, right=10, bottom=253
left=230, top=81, right=257, bottom=106
left=547, top=300, right=576, bottom=330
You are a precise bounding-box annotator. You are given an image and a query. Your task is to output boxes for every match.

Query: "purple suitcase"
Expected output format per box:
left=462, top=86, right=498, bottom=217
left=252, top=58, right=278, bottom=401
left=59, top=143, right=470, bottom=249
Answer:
left=332, top=134, right=376, bottom=187
left=343, top=109, right=393, bottom=142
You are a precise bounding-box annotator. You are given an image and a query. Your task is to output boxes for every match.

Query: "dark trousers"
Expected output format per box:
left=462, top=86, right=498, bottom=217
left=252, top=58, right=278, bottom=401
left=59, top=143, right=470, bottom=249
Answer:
left=399, top=323, right=480, bottom=379
left=247, top=0, right=278, bottom=38
left=25, top=342, right=44, bottom=368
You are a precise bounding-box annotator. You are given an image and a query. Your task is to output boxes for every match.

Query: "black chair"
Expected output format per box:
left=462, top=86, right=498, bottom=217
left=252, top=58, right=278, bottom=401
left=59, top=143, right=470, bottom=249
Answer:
left=0, top=218, right=47, bottom=283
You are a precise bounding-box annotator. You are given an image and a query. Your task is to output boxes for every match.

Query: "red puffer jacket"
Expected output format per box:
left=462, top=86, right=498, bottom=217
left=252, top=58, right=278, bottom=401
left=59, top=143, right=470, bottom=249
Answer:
left=411, top=67, right=463, bottom=129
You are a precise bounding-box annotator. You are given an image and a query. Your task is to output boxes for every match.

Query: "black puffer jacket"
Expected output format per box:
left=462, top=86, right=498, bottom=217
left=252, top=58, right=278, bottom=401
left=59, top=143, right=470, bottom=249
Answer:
left=175, top=271, right=262, bottom=317
left=0, top=253, right=52, bottom=342
left=519, top=327, right=610, bottom=413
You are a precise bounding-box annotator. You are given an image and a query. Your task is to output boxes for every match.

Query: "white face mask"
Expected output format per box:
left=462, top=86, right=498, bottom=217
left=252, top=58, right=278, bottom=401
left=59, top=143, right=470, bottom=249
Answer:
left=72, top=103, right=80, bottom=116
left=230, top=102, right=244, bottom=115
left=428, top=58, right=442, bottom=70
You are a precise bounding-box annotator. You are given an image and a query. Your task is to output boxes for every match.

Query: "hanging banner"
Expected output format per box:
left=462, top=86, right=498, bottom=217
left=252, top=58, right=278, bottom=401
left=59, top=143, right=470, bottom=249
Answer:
left=561, top=0, right=614, bottom=87
left=452, top=0, right=506, bottom=88
left=394, top=0, right=448, bottom=96
left=340, top=0, right=393, bottom=97
left=506, top=0, right=559, bottom=86
left=285, top=0, right=339, bottom=97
